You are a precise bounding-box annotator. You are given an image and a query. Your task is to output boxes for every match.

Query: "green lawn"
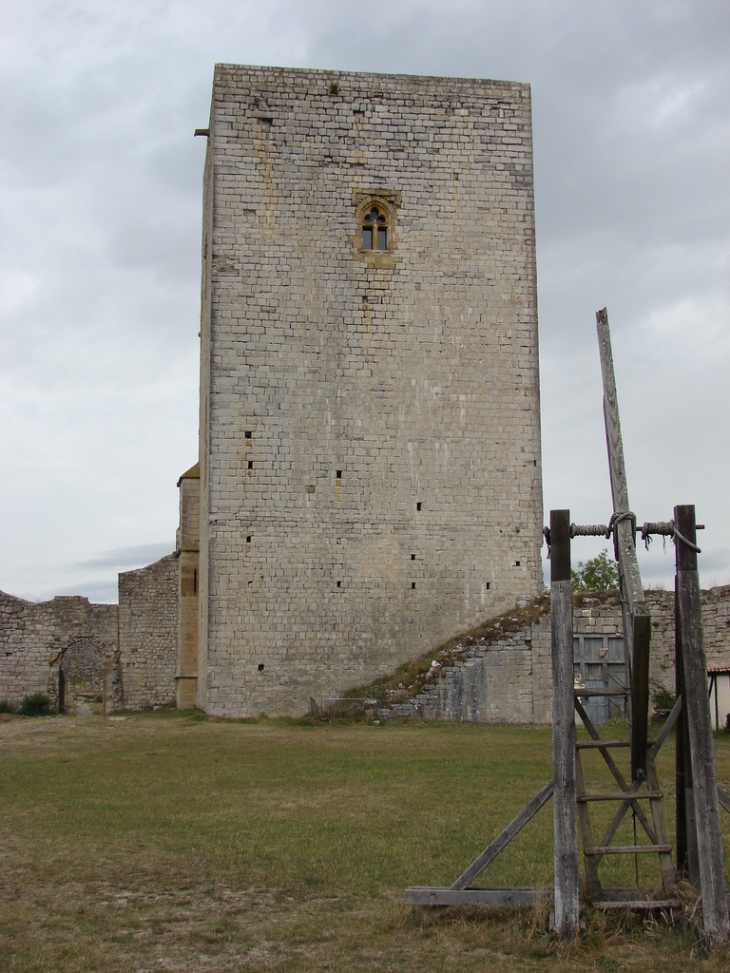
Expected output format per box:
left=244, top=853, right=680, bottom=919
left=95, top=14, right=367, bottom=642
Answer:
left=1, top=712, right=728, bottom=972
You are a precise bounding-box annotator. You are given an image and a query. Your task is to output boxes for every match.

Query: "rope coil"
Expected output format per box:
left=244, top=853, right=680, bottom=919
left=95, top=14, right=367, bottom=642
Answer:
left=543, top=515, right=701, bottom=556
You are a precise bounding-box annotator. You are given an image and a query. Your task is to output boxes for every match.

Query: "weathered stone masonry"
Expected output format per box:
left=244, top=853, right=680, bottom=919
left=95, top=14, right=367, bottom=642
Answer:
left=1, top=579, right=728, bottom=718
left=0, top=555, right=179, bottom=713
left=0, top=591, right=117, bottom=710
left=198, top=65, right=544, bottom=717
left=386, top=586, right=730, bottom=724
left=117, top=554, right=178, bottom=711
left=3, top=67, right=727, bottom=723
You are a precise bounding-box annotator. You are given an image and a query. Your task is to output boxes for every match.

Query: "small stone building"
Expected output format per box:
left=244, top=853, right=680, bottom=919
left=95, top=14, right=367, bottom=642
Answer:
left=0, top=592, right=118, bottom=713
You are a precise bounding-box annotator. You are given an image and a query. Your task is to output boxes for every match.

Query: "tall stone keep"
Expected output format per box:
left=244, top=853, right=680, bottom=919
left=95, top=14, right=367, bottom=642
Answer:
left=196, top=65, right=543, bottom=717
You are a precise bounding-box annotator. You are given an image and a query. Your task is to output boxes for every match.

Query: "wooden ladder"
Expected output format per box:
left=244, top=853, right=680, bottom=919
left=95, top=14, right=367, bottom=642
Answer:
left=574, top=693, right=679, bottom=908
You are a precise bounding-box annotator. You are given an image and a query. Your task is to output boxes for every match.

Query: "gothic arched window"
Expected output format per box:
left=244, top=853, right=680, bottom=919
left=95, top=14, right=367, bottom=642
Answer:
left=362, top=205, right=388, bottom=251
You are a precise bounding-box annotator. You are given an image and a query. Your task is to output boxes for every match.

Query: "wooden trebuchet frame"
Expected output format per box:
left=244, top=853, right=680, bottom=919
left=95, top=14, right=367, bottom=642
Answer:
left=404, top=311, right=728, bottom=950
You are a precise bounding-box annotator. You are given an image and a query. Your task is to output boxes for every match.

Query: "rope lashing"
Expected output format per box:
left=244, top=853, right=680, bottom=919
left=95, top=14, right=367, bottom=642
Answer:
left=638, top=520, right=701, bottom=553
left=542, top=515, right=702, bottom=555
left=672, top=525, right=702, bottom=554
left=569, top=524, right=608, bottom=538
left=639, top=521, right=674, bottom=540
left=606, top=511, right=636, bottom=559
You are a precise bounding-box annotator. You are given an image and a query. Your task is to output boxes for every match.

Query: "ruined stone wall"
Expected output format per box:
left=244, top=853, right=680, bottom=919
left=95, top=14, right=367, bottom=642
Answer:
left=384, top=586, right=730, bottom=724
left=574, top=586, right=730, bottom=692
left=117, top=554, right=178, bottom=711
left=386, top=616, right=552, bottom=724
left=200, top=65, right=543, bottom=717
left=699, top=585, right=730, bottom=670
left=0, top=591, right=117, bottom=710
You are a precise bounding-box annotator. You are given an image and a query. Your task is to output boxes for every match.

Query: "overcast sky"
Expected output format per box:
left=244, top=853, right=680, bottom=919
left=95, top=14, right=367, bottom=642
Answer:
left=1, top=0, right=728, bottom=604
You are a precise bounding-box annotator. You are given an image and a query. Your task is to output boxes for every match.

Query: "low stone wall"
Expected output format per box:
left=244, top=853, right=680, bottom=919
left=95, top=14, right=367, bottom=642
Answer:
left=3, top=574, right=727, bottom=720
left=116, top=554, right=178, bottom=711
left=574, top=586, right=730, bottom=691
left=0, top=591, right=118, bottom=710
left=381, top=585, right=730, bottom=724
left=385, top=618, right=552, bottom=724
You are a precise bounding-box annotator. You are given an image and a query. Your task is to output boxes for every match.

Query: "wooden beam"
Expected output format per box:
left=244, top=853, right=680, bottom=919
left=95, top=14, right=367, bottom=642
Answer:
left=595, top=308, right=646, bottom=619
left=596, top=308, right=651, bottom=781
left=675, top=504, right=729, bottom=950
left=550, top=509, right=579, bottom=940
left=450, top=780, right=554, bottom=890
left=594, top=899, right=682, bottom=912
left=675, top=584, right=691, bottom=878
left=404, top=888, right=551, bottom=908
left=645, top=752, right=677, bottom=891
left=584, top=844, right=672, bottom=856
left=576, top=740, right=631, bottom=749
left=651, top=695, right=682, bottom=758
left=575, top=699, right=657, bottom=845
left=632, top=614, right=651, bottom=781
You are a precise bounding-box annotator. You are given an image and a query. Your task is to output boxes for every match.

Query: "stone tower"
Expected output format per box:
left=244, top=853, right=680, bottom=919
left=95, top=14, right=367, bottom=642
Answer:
left=195, top=64, right=543, bottom=717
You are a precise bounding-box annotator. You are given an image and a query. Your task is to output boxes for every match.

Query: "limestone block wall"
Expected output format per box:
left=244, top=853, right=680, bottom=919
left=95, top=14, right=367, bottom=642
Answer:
left=574, top=586, right=730, bottom=692
left=177, top=464, right=200, bottom=707
left=383, top=585, right=730, bottom=724
left=117, top=554, right=178, bottom=711
left=700, top=585, right=730, bottom=670
left=386, top=617, right=552, bottom=724
left=200, top=65, right=544, bottom=717
left=0, top=591, right=117, bottom=709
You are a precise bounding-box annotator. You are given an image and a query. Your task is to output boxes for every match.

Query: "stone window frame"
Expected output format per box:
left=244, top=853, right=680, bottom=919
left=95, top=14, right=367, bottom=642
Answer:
left=361, top=203, right=389, bottom=251
left=352, top=190, right=400, bottom=267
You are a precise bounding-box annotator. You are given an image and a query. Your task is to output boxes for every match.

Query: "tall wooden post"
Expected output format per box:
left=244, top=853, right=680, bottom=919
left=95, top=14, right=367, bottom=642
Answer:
left=674, top=504, right=729, bottom=949
left=596, top=309, right=650, bottom=780
left=675, top=582, right=694, bottom=879
left=550, top=509, right=579, bottom=939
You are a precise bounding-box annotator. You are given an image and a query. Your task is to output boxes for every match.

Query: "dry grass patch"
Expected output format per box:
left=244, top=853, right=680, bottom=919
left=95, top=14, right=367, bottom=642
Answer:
left=0, top=712, right=728, bottom=971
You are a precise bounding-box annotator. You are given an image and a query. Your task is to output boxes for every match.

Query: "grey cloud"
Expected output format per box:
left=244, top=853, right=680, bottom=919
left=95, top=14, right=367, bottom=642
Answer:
left=76, top=543, right=174, bottom=572
left=1, top=0, right=728, bottom=602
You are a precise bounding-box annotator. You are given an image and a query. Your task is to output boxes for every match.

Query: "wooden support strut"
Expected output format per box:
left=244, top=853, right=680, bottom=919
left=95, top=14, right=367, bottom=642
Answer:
left=596, top=308, right=650, bottom=781
left=550, top=510, right=580, bottom=940
left=674, top=505, right=729, bottom=949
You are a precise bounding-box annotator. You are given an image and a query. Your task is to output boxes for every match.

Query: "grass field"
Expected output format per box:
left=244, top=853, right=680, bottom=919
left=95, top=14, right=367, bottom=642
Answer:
left=1, top=711, right=729, bottom=972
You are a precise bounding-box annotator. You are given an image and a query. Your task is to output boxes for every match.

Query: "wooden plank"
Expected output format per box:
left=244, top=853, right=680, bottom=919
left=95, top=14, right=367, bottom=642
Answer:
left=575, top=749, right=602, bottom=898
left=632, top=613, right=651, bottom=781
left=595, top=308, right=646, bottom=619
left=550, top=510, right=579, bottom=940
left=675, top=505, right=730, bottom=950
left=577, top=792, right=663, bottom=802
left=576, top=740, right=630, bottom=749
left=596, top=308, right=652, bottom=788
left=585, top=845, right=672, bottom=856
left=717, top=787, right=730, bottom=815
left=594, top=900, right=682, bottom=912
left=450, top=780, right=554, bottom=890
left=651, top=695, right=682, bottom=758
left=646, top=751, right=677, bottom=891
left=575, top=688, right=628, bottom=697
left=404, top=888, right=550, bottom=908
left=675, top=583, right=690, bottom=877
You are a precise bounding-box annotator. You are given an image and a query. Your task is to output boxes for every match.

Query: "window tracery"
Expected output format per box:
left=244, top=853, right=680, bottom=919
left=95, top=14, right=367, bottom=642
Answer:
left=362, top=205, right=388, bottom=251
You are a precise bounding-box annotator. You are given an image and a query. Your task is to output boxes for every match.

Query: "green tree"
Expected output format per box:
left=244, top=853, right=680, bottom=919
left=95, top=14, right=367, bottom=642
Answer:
left=571, top=549, right=618, bottom=593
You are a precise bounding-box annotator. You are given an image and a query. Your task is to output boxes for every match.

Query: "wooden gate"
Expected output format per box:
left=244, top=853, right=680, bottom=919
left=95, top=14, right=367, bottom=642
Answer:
left=573, top=634, right=626, bottom=725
